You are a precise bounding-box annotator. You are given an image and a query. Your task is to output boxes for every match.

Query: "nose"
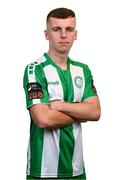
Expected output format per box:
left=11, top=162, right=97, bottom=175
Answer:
left=61, top=29, right=66, bottom=38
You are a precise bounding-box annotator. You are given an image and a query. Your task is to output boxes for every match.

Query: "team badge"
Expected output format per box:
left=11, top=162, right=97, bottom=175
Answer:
left=27, top=82, right=44, bottom=99
left=74, top=76, right=83, bottom=88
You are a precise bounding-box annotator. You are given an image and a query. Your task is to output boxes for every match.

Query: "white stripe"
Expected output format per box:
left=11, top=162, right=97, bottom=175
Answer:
left=43, top=65, right=64, bottom=101
left=37, top=55, right=47, bottom=64
left=26, top=141, right=31, bottom=175
left=70, top=64, right=85, bottom=102
left=72, top=123, right=84, bottom=176
left=41, top=129, right=60, bottom=177
left=28, top=55, right=47, bottom=82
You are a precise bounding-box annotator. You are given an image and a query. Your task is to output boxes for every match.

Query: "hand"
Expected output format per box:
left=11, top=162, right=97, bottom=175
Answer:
left=50, top=100, right=64, bottom=111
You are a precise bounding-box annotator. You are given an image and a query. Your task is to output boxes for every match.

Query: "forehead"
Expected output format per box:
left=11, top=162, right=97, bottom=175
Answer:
left=48, top=17, right=76, bottom=28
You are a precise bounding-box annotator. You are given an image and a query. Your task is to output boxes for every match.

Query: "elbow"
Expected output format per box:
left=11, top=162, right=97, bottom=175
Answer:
left=30, top=104, right=52, bottom=129
left=36, top=116, right=52, bottom=129
left=36, top=118, right=49, bottom=129
left=91, top=109, right=101, bottom=121
left=37, top=120, right=47, bottom=129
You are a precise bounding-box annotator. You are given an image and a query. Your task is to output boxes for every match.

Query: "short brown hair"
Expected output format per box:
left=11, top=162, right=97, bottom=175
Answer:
left=46, top=7, right=75, bottom=24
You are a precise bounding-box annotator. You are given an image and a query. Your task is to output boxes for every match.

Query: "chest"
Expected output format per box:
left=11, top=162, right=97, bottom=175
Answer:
left=43, top=64, right=85, bottom=102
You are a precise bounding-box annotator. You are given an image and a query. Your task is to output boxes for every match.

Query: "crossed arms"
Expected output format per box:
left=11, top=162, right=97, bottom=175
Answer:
left=29, top=96, right=101, bottom=129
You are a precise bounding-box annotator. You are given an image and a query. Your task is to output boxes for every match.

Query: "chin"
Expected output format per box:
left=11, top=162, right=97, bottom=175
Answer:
left=59, top=47, right=70, bottom=53
left=58, top=49, right=69, bottom=54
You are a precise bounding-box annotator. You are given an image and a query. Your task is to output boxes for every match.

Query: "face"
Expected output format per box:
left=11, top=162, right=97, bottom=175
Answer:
left=44, top=17, right=77, bottom=54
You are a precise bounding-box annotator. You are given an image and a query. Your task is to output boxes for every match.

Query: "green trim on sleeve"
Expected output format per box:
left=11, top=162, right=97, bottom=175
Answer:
left=82, top=65, right=98, bottom=101
left=23, top=62, right=49, bottom=109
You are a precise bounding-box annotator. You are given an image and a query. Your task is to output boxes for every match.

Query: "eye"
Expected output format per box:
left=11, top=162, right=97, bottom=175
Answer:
left=52, top=27, right=61, bottom=32
left=66, top=27, right=75, bottom=32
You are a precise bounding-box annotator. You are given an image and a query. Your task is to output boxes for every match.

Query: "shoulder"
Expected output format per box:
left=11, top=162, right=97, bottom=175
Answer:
left=24, top=55, right=49, bottom=74
left=69, top=58, right=89, bottom=69
left=26, top=55, right=47, bottom=69
left=69, top=58, right=92, bottom=79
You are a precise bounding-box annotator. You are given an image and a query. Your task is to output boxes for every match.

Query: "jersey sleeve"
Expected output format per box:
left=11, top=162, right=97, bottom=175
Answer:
left=82, top=65, right=98, bottom=101
left=23, top=64, right=49, bottom=109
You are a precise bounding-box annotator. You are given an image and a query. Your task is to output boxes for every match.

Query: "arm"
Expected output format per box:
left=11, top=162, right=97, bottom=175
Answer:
left=29, top=103, right=76, bottom=129
left=50, top=96, right=101, bottom=121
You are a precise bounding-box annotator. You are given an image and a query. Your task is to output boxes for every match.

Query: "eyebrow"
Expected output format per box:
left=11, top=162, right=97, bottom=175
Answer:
left=51, top=26, right=75, bottom=30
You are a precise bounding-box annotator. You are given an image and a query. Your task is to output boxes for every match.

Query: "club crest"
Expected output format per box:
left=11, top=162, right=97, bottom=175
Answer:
left=74, top=76, right=83, bottom=88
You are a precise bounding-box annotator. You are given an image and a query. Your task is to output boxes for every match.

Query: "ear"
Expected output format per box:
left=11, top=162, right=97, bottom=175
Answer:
left=44, top=30, right=49, bottom=40
left=74, top=30, right=77, bottom=40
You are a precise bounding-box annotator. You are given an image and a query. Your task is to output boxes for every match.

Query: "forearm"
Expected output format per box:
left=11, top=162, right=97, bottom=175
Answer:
left=30, top=104, right=76, bottom=129
left=59, top=102, right=99, bottom=120
left=50, top=98, right=101, bottom=121
left=47, top=109, right=75, bottom=128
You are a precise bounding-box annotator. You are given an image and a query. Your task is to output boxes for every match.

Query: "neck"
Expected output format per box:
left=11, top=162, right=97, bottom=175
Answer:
left=47, top=50, right=69, bottom=70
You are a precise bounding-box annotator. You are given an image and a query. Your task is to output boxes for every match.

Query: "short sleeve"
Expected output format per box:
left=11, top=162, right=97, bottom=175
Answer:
left=82, top=65, right=98, bottom=101
left=23, top=64, right=49, bottom=109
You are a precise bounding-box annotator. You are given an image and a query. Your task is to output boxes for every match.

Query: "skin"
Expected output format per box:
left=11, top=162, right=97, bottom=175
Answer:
left=44, top=17, right=77, bottom=69
left=30, top=16, right=101, bottom=129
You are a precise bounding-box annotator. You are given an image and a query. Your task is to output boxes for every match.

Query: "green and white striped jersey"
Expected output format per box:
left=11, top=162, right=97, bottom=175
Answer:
left=23, top=53, right=97, bottom=178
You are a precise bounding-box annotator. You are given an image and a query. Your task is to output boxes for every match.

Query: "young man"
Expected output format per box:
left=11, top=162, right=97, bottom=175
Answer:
left=23, top=7, right=101, bottom=179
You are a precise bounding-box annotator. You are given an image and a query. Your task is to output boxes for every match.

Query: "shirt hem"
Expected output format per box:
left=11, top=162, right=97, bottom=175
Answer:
left=27, top=102, right=50, bottom=110
left=82, top=95, right=97, bottom=102
left=27, top=170, right=84, bottom=178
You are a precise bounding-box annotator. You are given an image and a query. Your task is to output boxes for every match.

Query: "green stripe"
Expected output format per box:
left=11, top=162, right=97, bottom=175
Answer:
left=34, top=64, right=49, bottom=103
left=57, top=68, right=75, bottom=177
left=57, top=70, right=67, bottom=101
left=23, top=65, right=33, bottom=108
left=57, top=126, right=75, bottom=177
left=57, top=69, right=74, bottom=102
left=66, top=69, right=74, bottom=102
left=29, top=121, right=44, bottom=176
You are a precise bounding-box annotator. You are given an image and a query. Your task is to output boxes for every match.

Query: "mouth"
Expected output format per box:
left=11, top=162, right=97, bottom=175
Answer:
left=59, top=42, right=69, bottom=44
left=59, top=42, right=70, bottom=46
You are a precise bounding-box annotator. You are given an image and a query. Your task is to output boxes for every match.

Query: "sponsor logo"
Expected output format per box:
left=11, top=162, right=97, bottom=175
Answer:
left=48, top=81, right=59, bottom=86
left=27, top=82, right=44, bottom=99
